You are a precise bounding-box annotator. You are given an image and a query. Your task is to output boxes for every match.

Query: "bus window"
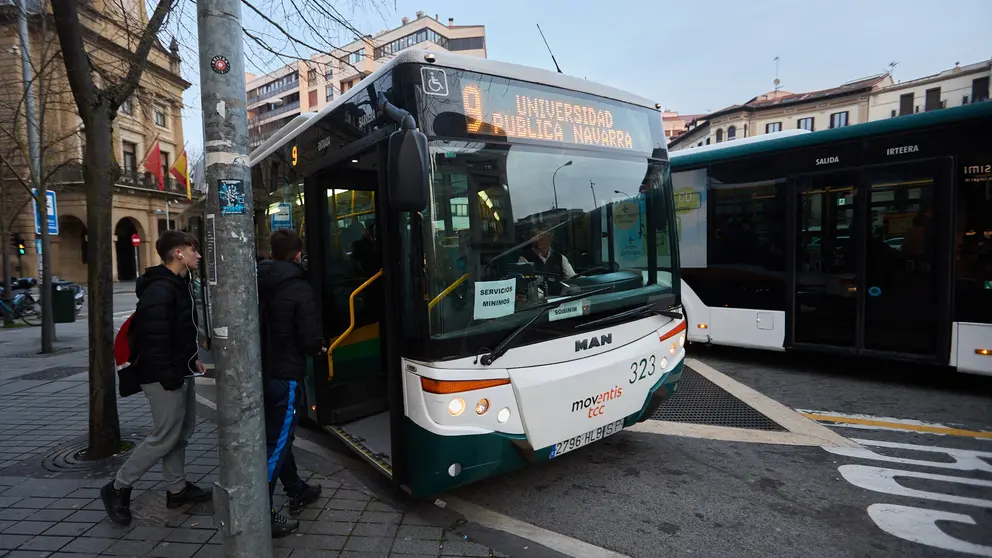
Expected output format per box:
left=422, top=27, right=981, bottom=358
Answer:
left=686, top=161, right=787, bottom=312
left=955, top=161, right=992, bottom=325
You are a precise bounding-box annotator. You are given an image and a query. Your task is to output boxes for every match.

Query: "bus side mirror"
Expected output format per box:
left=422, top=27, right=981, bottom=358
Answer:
left=387, top=128, right=429, bottom=212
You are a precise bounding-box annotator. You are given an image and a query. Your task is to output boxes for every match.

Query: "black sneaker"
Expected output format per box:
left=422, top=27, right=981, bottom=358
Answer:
left=287, top=484, right=322, bottom=516
left=166, top=482, right=212, bottom=509
left=101, top=481, right=133, bottom=526
left=271, top=510, right=299, bottom=538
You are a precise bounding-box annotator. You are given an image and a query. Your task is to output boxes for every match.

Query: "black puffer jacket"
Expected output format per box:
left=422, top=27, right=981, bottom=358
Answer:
left=132, top=265, right=198, bottom=390
left=257, top=260, right=322, bottom=381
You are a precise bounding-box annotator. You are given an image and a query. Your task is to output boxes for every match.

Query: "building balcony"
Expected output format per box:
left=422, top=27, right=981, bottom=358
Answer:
left=247, top=79, right=300, bottom=107
left=249, top=100, right=301, bottom=126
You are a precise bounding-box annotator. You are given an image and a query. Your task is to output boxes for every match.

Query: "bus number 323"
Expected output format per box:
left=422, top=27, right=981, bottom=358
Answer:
left=629, top=356, right=656, bottom=384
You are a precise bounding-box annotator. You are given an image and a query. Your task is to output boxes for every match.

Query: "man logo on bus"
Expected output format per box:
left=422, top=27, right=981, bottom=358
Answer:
left=575, top=333, right=612, bottom=352
left=572, top=386, right=623, bottom=418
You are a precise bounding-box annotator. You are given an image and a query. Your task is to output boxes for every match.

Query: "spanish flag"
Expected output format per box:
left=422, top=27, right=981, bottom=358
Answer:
left=169, top=149, right=190, bottom=200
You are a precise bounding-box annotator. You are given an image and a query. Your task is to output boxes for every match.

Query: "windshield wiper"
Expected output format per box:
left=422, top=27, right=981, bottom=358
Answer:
left=574, top=305, right=683, bottom=330
left=479, top=286, right=614, bottom=366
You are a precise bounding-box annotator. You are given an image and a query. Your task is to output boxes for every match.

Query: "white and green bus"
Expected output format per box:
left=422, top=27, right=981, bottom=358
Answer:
left=249, top=50, right=687, bottom=497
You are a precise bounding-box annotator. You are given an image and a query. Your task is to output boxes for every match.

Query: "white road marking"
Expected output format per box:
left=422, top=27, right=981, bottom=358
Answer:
left=824, top=439, right=992, bottom=472
left=440, top=496, right=631, bottom=558
left=868, top=504, right=992, bottom=557
left=628, top=359, right=859, bottom=448
left=838, top=464, right=992, bottom=508
left=194, top=390, right=629, bottom=558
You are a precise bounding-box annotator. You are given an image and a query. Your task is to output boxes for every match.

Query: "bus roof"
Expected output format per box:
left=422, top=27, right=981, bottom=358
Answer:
left=250, top=49, right=662, bottom=166
left=668, top=101, right=992, bottom=169
left=668, top=129, right=811, bottom=159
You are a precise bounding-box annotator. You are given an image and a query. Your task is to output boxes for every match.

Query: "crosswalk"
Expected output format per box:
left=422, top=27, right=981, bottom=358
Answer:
left=804, top=410, right=992, bottom=556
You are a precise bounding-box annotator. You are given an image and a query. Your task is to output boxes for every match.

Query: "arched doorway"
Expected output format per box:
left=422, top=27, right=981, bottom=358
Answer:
left=114, top=217, right=144, bottom=281
left=56, top=215, right=87, bottom=283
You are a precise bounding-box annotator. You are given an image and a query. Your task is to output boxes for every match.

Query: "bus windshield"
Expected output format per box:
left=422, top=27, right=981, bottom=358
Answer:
left=421, top=141, right=678, bottom=344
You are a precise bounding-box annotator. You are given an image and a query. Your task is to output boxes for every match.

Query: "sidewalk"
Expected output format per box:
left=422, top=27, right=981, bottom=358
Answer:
left=0, top=326, right=503, bottom=557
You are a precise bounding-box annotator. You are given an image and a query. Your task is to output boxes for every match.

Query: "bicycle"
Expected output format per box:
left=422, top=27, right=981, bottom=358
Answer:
left=0, top=291, right=42, bottom=326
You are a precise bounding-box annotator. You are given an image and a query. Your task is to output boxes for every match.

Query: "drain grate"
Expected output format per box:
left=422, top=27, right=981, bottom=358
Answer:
left=7, top=346, right=86, bottom=359
left=0, top=433, right=143, bottom=479
left=18, top=366, right=88, bottom=381
left=650, top=366, right=786, bottom=431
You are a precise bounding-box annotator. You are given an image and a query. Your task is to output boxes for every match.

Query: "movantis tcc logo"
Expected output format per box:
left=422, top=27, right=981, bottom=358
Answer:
left=571, top=385, right=623, bottom=418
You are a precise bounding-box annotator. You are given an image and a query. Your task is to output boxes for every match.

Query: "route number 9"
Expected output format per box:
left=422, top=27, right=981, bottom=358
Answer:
left=291, top=145, right=298, bottom=166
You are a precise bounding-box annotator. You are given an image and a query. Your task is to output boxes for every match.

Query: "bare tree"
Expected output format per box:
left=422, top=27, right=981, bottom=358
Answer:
left=50, top=0, right=176, bottom=459
left=0, top=0, right=81, bottom=339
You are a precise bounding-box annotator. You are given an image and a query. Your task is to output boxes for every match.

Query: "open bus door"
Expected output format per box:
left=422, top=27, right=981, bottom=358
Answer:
left=302, top=114, right=430, bottom=493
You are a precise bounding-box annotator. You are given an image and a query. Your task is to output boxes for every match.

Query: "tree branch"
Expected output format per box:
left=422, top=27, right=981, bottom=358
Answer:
left=51, top=0, right=98, bottom=124
left=106, top=0, right=176, bottom=111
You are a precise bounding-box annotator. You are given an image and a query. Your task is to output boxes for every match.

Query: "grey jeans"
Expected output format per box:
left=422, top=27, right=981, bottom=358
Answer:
left=115, top=378, right=196, bottom=492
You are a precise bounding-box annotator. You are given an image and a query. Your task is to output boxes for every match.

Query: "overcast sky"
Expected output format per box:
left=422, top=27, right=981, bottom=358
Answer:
left=177, top=0, right=992, bottom=153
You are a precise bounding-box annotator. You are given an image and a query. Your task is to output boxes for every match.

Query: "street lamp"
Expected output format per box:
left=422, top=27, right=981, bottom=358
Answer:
left=614, top=189, right=632, bottom=198
left=552, top=160, right=572, bottom=209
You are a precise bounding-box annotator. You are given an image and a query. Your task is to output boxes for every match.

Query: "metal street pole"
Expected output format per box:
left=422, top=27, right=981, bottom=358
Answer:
left=17, top=0, right=54, bottom=348
left=195, top=1, right=272, bottom=555
left=165, top=200, right=170, bottom=230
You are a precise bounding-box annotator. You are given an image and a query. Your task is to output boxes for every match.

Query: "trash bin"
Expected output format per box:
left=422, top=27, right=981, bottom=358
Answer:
left=52, top=282, right=76, bottom=323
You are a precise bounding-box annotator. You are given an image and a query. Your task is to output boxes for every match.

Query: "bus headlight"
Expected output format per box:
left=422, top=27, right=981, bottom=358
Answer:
left=660, top=357, right=668, bottom=370
left=475, top=398, right=490, bottom=415
left=448, top=398, right=466, bottom=416
left=679, top=334, right=686, bottom=348
left=669, top=343, right=677, bottom=355
left=497, top=408, right=511, bottom=423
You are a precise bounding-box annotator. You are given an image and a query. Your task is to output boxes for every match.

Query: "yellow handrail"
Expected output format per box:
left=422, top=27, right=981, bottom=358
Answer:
left=428, top=273, right=471, bottom=312
left=327, top=269, right=383, bottom=380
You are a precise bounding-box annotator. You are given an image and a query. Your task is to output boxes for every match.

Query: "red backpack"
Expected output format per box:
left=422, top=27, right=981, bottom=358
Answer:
left=114, top=314, right=141, bottom=397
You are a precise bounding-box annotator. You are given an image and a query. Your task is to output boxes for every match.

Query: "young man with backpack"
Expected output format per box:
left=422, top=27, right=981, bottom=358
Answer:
left=102, top=230, right=211, bottom=525
left=257, top=229, right=324, bottom=536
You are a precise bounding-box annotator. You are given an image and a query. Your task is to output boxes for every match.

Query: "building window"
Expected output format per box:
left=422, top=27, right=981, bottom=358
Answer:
left=154, top=108, right=167, bottom=128
left=797, top=117, right=814, bottom=131
left=308, top=90, right=318, bottom=106
left=120, top=97, right=133, bottom=115
left=307, top=68, right=317, bottom=82
left=373, top=28, right=449, bottom=59
left=973, top=77, right=990, bottom=103
left=744, top=123, right=748, bottom=138
left=829, top=111, right=849, bottom=128
left=899, top=93, right=914, bottom=116
left=727, top=126, right=736, bottom=140
left=925, top=87, right=942, bottom=111
left=448, top=36, right=485, bottom=51
left=326, top=85, right=334, bottom=102
left=348, top=48, right=365, bottom=64
left=697, top=141, right=703, bottom=147
left=765, top=122, right=782, bottom=133
left=161, top=151, right=170, bottom=188
left=705, top=137, right=711, bottom=145
left=122, top=141, right=137, bottom=175
left=325, top=68, right=333, bottom=81
left=715, top=128, right=724, bottom=143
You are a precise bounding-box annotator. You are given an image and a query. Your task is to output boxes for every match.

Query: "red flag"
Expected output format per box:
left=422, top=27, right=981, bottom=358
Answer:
left=144, top=141, right=163, bottom=190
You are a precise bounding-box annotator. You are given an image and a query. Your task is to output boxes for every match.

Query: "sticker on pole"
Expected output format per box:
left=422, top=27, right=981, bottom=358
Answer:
left=210, top=55, right=230, bottom=74
left=218, top=179, right=246, bottom=215
left=473, top=279, right=516, bottom=320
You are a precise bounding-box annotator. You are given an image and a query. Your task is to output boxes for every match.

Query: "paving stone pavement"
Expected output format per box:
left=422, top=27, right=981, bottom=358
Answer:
left=0, top=325, right=504, bottom=557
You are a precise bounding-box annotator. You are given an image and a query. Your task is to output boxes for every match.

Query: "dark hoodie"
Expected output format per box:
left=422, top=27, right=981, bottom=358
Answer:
left=132, top=265, right=198, bottom=390
left=257, top=259, right=322, bottom=382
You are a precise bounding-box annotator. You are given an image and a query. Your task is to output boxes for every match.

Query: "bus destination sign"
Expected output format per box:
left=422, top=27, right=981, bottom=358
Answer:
left=459, top=78, right=655, bottom=152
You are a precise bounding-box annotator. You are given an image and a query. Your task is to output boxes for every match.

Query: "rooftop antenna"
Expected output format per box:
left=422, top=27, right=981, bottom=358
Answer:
left=773, top=56, right=781, bottom=92
left=536, top=24, right=562, bottom=74
left=887, top=60, right=899, bottom=79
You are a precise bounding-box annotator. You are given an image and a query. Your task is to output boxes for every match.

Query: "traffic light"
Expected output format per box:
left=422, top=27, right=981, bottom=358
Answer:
left=11, top=233, right=25, bottom=256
